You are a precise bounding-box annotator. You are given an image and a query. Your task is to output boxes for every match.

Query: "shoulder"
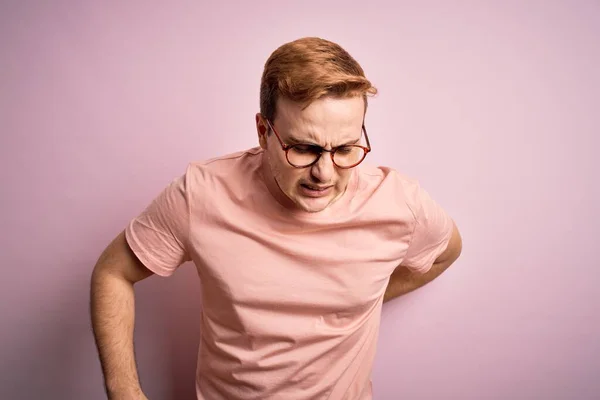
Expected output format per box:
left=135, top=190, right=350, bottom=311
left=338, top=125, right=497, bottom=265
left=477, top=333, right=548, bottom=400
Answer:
left=357, top=163, right=420, bottom=199
left=356, top=163, right=433, bottom=221
left=184, top=147, right=263, bottom=186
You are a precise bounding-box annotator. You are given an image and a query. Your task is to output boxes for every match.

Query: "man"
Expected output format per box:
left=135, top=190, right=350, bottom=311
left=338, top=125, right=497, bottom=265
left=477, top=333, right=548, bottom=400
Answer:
left=91, top=37, right=462, bottom=400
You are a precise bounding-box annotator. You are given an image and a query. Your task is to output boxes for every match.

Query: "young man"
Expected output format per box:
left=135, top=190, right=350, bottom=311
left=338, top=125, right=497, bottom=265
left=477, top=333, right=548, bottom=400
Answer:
left=91, top=37, right=462, bottom=400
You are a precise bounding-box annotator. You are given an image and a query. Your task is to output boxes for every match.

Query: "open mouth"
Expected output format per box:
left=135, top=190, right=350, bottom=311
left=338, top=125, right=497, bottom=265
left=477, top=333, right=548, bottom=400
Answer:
left=300, top=183, right=333, bottom=197
left=301, top=184, right=330, bottom=191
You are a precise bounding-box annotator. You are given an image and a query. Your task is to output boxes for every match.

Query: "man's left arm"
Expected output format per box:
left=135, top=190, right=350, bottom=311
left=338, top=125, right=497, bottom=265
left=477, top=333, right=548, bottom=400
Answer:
left=383, top=221, right=462, bottom=303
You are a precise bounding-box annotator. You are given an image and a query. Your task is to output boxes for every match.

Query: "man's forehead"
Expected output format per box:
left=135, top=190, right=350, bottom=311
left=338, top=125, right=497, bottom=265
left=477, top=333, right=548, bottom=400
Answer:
left=274, top=96, right=364, bottom=144
left=284, top=124, right=362, bottom=146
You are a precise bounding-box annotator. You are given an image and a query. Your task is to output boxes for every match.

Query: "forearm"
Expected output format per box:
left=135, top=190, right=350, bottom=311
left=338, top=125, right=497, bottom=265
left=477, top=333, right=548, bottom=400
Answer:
left=90, top=269, right=144, bottom=398
left=383, top=259, right=453, bottom=303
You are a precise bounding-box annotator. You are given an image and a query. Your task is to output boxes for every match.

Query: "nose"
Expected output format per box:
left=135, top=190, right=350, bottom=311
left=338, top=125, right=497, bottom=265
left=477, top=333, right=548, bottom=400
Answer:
left=310, top=151, right=335, bottom=183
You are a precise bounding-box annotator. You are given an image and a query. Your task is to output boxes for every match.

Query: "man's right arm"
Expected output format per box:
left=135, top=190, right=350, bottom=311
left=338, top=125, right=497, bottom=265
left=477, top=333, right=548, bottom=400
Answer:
left=90, top=230, right=154, bottom=399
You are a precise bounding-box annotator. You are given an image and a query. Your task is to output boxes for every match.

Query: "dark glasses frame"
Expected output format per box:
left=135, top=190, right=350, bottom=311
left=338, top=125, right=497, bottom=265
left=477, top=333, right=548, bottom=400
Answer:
left=264, top=118, right=371, bottom=169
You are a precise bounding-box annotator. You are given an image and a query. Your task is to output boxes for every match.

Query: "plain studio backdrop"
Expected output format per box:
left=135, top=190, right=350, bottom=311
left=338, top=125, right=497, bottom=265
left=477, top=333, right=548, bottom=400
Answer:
left=1, top=1, right=598, bottom=399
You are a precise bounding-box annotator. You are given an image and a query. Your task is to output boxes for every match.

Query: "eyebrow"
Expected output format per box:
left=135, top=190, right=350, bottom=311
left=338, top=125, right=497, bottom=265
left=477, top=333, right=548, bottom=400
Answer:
left=287, top=136, right=361, bottom=147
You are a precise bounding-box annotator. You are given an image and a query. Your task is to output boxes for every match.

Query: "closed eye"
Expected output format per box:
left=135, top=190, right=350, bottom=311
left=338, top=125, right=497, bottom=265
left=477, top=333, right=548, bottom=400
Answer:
left=336, top=146, right=355, bottom=154
left=292, top=144, right=322, bottom=154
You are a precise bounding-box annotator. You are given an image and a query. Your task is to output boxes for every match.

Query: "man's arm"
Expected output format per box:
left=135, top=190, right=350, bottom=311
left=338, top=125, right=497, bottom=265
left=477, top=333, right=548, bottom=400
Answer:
left=384, top=221, right=462, bottom=303
left=90, top=231, right=154, bottom=399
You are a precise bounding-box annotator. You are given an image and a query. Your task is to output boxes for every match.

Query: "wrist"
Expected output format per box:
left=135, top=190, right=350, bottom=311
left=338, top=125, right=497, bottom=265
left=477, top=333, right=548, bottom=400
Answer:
left=106, top=383, right=144, bottom=399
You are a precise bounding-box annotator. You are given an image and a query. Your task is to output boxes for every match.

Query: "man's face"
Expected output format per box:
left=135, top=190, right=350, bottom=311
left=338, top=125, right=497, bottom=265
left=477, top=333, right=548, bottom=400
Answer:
left=257, top=96, right=365, bottom=213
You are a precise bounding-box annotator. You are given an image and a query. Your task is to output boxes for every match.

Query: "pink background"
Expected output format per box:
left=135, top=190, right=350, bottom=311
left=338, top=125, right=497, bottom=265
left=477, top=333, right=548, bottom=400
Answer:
left=1, top=1, right=599, bottom=399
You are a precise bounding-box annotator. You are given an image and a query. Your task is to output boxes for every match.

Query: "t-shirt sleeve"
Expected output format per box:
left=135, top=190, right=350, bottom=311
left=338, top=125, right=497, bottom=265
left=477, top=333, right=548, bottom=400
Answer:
left=125, top=170, right=191, bottom=277
left=401, top=177, right=454, bottom=274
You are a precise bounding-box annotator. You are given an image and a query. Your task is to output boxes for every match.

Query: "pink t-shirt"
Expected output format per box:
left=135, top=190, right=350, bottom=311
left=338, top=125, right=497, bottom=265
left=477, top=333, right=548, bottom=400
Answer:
left=125, top=147, right=453, bottom=400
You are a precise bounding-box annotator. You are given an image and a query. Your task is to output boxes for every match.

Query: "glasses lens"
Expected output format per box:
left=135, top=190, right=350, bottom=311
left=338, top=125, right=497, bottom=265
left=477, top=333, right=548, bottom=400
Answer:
left=287, top=145, right=367, bottom=168
left=287, top=145, right=322, bottom=167
left=333, top=146, right=366, bottom=168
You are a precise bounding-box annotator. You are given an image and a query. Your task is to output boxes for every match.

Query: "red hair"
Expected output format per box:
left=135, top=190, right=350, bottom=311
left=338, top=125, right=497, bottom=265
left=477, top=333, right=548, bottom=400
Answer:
left=260, top=37, right=377, bottom=122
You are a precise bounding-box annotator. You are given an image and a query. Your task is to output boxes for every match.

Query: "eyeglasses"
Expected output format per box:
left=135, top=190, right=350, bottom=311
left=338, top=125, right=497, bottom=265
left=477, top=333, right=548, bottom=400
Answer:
left=265, top=119, right=371, bottom=169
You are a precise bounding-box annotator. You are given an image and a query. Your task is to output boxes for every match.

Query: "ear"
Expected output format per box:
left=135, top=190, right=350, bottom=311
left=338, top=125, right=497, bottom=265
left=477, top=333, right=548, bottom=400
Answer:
left=256, top=113, right=268, bottom=149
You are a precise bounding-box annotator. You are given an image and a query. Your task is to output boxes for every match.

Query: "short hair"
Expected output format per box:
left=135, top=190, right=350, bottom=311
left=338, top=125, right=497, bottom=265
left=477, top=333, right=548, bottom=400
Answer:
left=260, top=37, right=377, bottom=123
